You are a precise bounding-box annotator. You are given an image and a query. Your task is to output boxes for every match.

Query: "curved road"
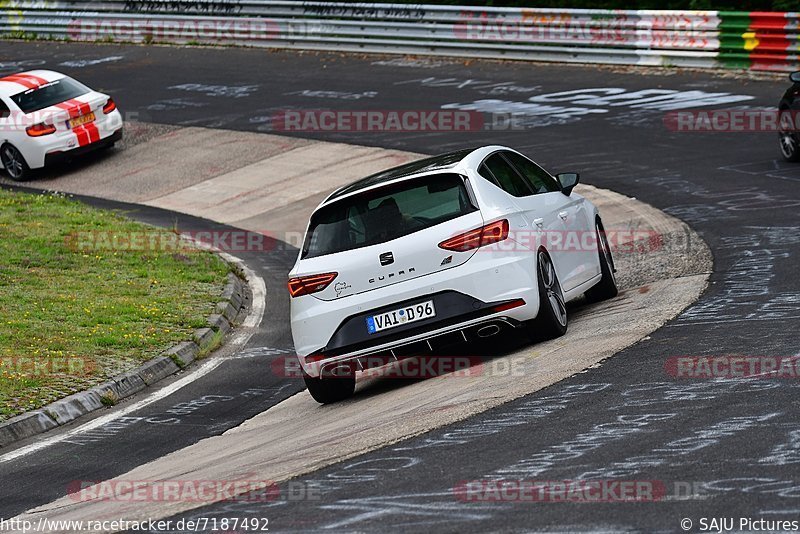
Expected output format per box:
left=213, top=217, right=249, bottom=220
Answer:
left=1, top=42, right=799, bottom=532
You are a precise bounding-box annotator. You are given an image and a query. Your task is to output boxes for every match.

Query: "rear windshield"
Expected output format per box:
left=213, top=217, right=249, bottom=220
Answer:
left=10, top=77, right=90, bottom=113
left=303, top=173, right=477, bottom=259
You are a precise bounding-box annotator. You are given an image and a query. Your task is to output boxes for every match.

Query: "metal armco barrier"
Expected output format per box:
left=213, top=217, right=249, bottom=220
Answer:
left=718, top=11, right=800, bottom=71
left=0, top=1, right=797, bottom=72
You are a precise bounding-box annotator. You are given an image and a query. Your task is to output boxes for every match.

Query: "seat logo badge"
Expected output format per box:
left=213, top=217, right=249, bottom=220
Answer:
left=441, top=256, right=453, bottom=266
left=380, top=252, right=394, bottom=266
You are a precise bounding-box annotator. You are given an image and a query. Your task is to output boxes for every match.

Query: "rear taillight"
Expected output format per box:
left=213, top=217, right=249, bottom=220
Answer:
left=438, top=219, right=509, bottom=252
left=102, top=98, right=116, bottom=114
left=26, top=123, right=56, bottom=137
left=288, top=272, right=338, bottom=298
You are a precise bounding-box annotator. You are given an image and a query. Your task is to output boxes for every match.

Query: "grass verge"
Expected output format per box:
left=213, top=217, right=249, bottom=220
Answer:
left=0, top=188, right=231, bottom=421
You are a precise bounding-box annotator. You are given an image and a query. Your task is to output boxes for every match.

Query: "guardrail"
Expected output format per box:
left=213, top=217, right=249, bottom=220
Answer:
left=0, top=2, right=797, bottom=72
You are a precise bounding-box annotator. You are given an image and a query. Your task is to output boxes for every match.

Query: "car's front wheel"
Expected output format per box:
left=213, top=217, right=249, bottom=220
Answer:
left=526, top=250, right=568, bottom=340
left=302, top=364, right=355, bottom=404
left=1, top=144, right=30, bottom=181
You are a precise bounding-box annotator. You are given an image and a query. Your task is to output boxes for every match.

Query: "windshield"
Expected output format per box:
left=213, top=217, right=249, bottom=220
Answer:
left=10, top=77, right=91, bottom=113
left=303, top=173, right=477, bottom=259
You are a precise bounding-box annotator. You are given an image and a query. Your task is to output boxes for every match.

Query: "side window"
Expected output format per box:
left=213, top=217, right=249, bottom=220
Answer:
left=0, top=100, right=10, bottom=119
left=479, top=153, right=534, bottom=197
left=505, top=152, right=561, bottom=194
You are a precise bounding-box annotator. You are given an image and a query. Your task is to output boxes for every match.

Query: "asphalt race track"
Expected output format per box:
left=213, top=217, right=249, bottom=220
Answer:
left=1, top=42, right=800, bottom=532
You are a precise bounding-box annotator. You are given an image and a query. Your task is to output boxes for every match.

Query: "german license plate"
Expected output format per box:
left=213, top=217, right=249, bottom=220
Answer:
left=366, top=300, right=436, bottom=335
left=69, top=112, right=95, bottom=129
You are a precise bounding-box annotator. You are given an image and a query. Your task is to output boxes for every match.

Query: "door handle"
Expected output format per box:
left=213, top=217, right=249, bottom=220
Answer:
left=558, top=211, right=568, bottom=220
left=533, top=218, right=544, bottom=227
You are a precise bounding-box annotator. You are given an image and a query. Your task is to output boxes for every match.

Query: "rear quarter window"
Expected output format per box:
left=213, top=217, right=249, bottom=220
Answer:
left=505, top=152, right=561, bottom=194
left=479, top=153, right=534, bottom=197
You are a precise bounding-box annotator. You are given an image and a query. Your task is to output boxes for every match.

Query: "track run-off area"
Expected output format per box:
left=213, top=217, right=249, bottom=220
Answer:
left=0, top=42, right=799, bottom=533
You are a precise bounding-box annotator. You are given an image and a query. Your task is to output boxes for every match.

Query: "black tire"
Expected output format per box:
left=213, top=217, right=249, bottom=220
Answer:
left=779, top=108, right=800, bottom=162
left=585, top=219, right=619, bottom=303
left=1, top=144, right=30, bottom=181
left=526, top=250, right=568, bottom=340
left=302, top=364, right=355, bottom=404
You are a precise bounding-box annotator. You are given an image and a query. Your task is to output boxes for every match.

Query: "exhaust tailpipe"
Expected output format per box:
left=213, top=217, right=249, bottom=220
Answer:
left=321, top=363, right=354, bottom=378
left=476, top=324, right=501, bottom=338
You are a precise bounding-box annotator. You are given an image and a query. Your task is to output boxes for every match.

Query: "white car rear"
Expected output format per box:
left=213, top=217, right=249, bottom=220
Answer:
left=289, top=146, right=618, bottom=403
left=0, top=69, right=123, bottom=180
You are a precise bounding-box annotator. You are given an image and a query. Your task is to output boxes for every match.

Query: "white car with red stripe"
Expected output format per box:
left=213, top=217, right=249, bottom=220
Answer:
left=0, top=69, right=122, bottom=180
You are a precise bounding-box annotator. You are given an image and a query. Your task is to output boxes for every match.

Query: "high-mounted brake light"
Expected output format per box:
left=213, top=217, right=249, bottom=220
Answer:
left=288, top=272, right=338, bottom=298
left=438, top=220, right=509, bottom=252
left=102, top=98, right=116, bottom=114
left=26, top=122, right=56, bottom=137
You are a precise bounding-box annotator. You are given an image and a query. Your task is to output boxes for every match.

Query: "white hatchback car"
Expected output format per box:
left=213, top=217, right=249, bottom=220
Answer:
left=0, top=69, right=123, bottom=180
left=289, top=146, right=618, bottom=403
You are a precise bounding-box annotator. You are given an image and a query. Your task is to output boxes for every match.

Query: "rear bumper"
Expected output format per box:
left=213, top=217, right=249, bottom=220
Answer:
left=305, top=309, right=525, bottom=379
left=44, top=127, right=122, bottom=166
left=291, top=250, right=542, bottom=378
left=320, top=291, right=524, bottom=357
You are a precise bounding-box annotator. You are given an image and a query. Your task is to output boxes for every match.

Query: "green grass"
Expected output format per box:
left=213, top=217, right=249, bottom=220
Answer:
left=0, top=189, right=231, bottom=421
left=197, top=330, right=225, bottom=360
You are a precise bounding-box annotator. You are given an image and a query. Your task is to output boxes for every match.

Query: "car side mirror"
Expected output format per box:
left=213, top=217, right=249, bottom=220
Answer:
left=791, top=71, right=800, bottom=84
left=556, top=173, right=580, bottom=195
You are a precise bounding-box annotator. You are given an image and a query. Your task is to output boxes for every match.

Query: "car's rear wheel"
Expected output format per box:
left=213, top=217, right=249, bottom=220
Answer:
left=302, top=364, right=355, bottom=404
left=585, top=219, right=619, bottom=303
left=779, top=109, right=800, bottom=162
left=1, top=144, right=30, bottom=181
left=526, top=250, right=568, bottom=340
